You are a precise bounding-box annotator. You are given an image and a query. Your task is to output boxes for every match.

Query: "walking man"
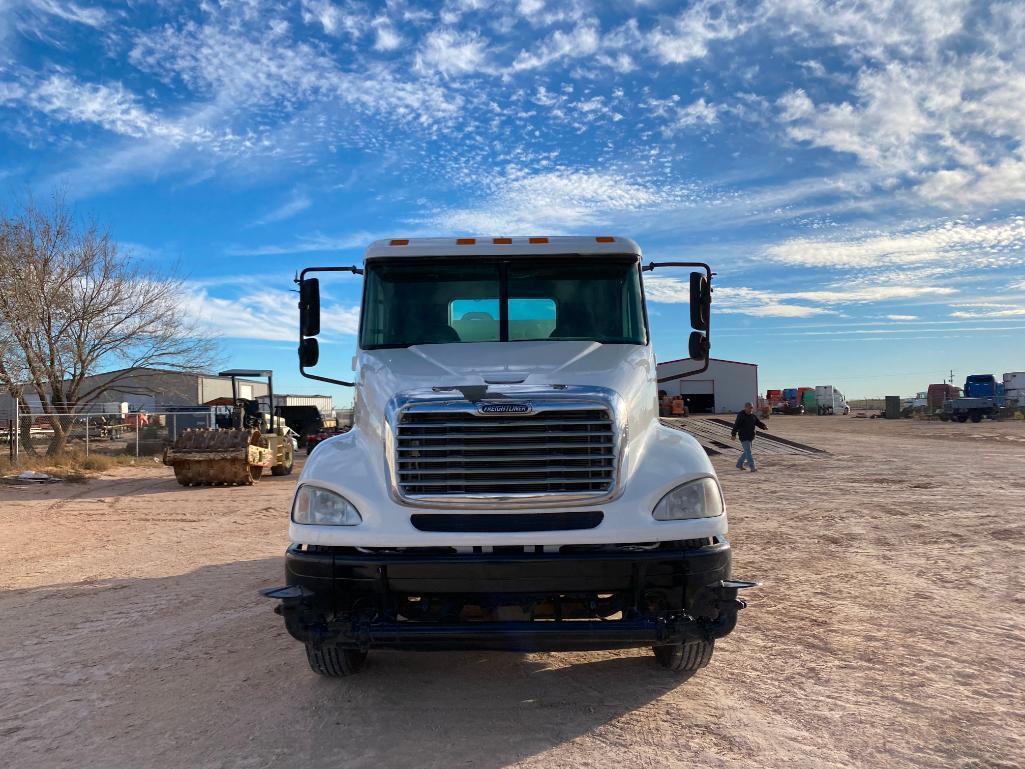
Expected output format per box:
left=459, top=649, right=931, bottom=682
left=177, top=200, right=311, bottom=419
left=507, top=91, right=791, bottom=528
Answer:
left=731, top=402, right=767, bottom=472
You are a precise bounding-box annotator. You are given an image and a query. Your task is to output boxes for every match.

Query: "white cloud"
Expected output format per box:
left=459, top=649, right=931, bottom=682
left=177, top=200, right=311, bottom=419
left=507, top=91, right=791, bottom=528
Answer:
left=951, top=306, right=1025, bottom=319
left=224, top=231, right=375, bottom=257
left=648, top=0, right=751, bottom=65
left=764, top=217, right=1025, bottom=269
left=26, top=74, right=193, bottom=142
left=775, top=2, right=1025, bottom=205
left=373, top=23, right=404, bottom=52
left=414, top=28, right=490, bottom=77
left=429, top=169, right=685, bottom=233
left=644, top=277, right=955, bottom=318
left=27, top=0, right=104, bottom=26
left=885, top=314, right=918, bottom=321
left=299, top=0, right=364, bottom=38
left=511, top=22, right=600, bottom=71
left=184, top=286, right=360, bottom=341
left=250, top=190, right=312, bottom=226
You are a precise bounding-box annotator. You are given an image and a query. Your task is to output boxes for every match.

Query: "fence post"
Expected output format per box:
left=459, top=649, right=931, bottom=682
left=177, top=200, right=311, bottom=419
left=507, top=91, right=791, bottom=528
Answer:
left=85, top=416, right=90, bottom=456
left=136, top=418, right=140, bottom=458
left=172, top=413, right=177, bottom=442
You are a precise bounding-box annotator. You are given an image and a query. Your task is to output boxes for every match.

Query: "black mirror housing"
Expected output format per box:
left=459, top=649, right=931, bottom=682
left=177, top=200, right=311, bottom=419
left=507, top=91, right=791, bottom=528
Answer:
left=688, top=331, right=710, bottom=361
left=299, top=278, right=321, bottom=337
left=299, top=337, right=320, bottom=368
left=689, top=272, right=710, bottom=331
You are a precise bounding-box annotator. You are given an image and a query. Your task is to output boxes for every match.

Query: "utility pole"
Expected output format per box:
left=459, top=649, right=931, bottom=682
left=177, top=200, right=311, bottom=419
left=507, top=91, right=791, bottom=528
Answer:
left=948, top=369, right=955, bottom=385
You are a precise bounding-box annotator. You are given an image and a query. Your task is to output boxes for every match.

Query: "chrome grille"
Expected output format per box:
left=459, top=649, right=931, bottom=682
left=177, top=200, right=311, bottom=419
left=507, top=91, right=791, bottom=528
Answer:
left=396, top=407, right=615, bottom=497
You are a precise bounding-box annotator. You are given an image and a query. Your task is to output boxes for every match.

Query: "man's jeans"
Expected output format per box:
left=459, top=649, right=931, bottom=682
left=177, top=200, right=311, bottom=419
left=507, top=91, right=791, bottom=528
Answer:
left=737, top=440, right=756, bottom=470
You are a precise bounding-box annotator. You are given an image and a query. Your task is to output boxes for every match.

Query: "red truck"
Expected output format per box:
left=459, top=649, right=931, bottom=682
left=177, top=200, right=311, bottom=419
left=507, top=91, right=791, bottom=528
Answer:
left=927, top=384, right=961, bottom=413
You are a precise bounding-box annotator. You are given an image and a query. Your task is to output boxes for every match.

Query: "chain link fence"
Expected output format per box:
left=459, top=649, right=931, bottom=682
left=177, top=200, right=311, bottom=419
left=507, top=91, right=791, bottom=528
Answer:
left=7, top=409, right=216, bottom=461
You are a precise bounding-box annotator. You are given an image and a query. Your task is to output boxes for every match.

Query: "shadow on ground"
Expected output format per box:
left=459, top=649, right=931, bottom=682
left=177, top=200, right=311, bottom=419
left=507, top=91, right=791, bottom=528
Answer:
left=1, top=556, right=698, bottom=769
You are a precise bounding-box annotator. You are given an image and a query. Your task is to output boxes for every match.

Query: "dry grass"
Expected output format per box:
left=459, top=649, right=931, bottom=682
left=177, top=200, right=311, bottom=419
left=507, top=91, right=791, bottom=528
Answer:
left=0, top=451, right=140, bottom=482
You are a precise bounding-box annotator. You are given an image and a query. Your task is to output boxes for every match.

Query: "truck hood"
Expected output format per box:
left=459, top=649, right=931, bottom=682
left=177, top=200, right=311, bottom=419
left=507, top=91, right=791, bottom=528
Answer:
left=361, top=341, right=644, bottom=387
left=356, top=340, right=657, bottom=442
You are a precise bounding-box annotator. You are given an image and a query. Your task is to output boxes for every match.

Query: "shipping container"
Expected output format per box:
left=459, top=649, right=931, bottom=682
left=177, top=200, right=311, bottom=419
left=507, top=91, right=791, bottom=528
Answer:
left=782, top=388, right=798, bottom=400
left=766, top=389, right=783, bottom=403
left=802, top=390, right=817, bottom=409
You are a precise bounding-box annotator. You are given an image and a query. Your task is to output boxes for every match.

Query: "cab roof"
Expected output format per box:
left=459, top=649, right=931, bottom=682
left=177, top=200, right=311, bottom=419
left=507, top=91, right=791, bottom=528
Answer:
left=364, top=235, right=641, bottom=260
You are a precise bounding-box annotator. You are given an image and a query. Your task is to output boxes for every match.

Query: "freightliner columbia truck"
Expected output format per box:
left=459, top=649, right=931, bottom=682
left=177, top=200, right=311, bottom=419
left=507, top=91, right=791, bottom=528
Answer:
left=263, top=236, right=756, bottom=677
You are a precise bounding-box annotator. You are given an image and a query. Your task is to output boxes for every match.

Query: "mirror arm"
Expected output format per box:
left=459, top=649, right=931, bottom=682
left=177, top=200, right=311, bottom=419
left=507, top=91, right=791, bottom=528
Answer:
left=643, top=261, right=713, bottom=383
left=299, top=370, right=356, bottom=388
left=295, top=266, right=364, bottom=388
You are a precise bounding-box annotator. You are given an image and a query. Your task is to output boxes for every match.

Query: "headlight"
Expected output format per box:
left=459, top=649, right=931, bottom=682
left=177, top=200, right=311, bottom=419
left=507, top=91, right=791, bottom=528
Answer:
left=292, top=485, right=362, bottom=526
left=652, top=477, right=723, bottom=521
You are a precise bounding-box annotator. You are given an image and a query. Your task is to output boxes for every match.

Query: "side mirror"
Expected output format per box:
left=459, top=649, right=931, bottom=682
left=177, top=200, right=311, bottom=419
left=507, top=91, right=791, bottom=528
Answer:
left=688, top=331, right=710, bottom=361
left=689, top=272, right=710, bottom=331
left=299, top=277, right=321, bottom=337
left=299, top=337, right=320, bottom=368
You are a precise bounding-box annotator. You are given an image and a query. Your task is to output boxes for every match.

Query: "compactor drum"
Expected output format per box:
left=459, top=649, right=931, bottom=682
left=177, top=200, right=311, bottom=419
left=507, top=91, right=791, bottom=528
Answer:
left=162, top=369, right=296, bottom=487
left=164, top=427, right=273, bottom=486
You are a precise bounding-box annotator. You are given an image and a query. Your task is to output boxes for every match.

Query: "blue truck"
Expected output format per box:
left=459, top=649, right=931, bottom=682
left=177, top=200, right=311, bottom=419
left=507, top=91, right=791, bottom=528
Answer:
left=941, top=375, right=1005, bottom=423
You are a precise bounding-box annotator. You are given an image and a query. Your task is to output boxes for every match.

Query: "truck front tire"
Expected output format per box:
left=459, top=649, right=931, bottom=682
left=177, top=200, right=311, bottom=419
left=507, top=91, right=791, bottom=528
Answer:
left=652, top=640, right=714, bottom=672
left=305, top=643, right=367, bottom=677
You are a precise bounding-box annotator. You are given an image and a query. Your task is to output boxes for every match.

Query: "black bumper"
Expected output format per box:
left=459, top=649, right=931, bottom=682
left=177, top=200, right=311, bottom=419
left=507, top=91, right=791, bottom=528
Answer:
left=265, top=538, right=754, bottom=652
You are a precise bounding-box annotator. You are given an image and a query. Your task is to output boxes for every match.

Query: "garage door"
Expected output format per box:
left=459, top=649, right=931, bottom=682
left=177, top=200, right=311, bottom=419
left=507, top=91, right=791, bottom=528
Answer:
left=668, top=379, right=715, bottom=414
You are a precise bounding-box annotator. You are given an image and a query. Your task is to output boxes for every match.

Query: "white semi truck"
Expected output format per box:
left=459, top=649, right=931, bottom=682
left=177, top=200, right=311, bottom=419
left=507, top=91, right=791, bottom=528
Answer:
left=263, top=236, right=755, bottom=677
left=814, top=385, right=850, bottom=415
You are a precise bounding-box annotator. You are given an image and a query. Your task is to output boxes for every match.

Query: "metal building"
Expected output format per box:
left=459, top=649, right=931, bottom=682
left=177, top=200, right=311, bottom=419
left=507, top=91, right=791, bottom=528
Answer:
left=655, top=357, right=759, bottom=415
left=60, top=367, right=271, bottom=411
left=273, top=394, right=334, bottom=417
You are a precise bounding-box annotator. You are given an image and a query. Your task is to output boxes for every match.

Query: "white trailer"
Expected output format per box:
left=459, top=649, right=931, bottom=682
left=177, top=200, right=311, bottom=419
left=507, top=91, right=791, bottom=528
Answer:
left=1003, top=372, right=1025, bottom=390
left=814, top=385, right=849, bottom=415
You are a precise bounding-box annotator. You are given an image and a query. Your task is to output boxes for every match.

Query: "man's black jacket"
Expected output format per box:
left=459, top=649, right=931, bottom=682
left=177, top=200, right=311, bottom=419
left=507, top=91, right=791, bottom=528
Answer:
left=732, top=411, right=767, bottom=441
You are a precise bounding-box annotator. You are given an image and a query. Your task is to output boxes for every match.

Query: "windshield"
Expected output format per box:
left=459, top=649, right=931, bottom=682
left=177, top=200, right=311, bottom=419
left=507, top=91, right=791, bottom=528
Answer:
left=359, top=257, right=647, bottom=349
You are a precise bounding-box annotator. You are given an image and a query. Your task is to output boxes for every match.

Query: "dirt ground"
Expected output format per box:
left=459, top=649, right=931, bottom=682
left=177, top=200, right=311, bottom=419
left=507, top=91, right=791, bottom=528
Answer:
left=2, top=417, right=1023, bottom=769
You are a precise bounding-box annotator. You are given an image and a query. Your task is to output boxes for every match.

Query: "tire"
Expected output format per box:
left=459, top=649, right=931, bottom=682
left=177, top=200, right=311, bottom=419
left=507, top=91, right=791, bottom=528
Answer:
left=956, top=414, right=968, bottom=423
left=305, top=643, right=367, bottom=677
left=652, top=639, right=714, bottom=672
left=939, top=414, right=949, bottom=422
left=272, top=444, right=295, bottom=476
left=970, top=412, right=983, bottom=423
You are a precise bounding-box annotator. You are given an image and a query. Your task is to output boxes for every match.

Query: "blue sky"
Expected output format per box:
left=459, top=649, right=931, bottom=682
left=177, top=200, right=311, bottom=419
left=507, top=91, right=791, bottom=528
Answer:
left=2, top=0, right=1024, bottom=403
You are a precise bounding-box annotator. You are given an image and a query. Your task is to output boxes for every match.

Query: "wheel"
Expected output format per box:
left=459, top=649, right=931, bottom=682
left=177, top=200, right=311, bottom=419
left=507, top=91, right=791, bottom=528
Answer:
left=272, top=443, right=295, bottom=476
left=956, top=414, right=968, bottom=423
left=652, top=639, right=714, bottom=672
left=939, top=414, right=949, bottom=421
left=305, top=643, right=367, bottom=677
left=970, top=412, right=983, bottom=423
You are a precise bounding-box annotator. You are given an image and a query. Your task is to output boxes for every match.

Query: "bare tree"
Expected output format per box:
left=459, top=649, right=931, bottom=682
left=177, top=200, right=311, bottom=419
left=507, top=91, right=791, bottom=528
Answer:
left=0, top=193, right=215, bottom=455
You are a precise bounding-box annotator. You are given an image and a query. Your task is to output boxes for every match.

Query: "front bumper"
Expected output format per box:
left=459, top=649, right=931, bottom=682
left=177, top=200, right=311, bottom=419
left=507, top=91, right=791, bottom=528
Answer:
left=263, top=538, right=755, bottom=652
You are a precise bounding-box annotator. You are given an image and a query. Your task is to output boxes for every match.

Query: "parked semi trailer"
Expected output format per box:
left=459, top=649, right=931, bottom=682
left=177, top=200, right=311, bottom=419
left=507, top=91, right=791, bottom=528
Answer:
left=814, top=385, right=850, bottom=415
left=262, top=235, right=756, bottom=677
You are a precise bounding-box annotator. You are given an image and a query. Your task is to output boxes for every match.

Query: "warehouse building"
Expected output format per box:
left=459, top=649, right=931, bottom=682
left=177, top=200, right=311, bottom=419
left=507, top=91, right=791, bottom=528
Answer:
left=60, top=367, right=272, bottom=410
left=655, top=357, right=759, bottom=414
left=22, top=368, right=334, bottom=416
